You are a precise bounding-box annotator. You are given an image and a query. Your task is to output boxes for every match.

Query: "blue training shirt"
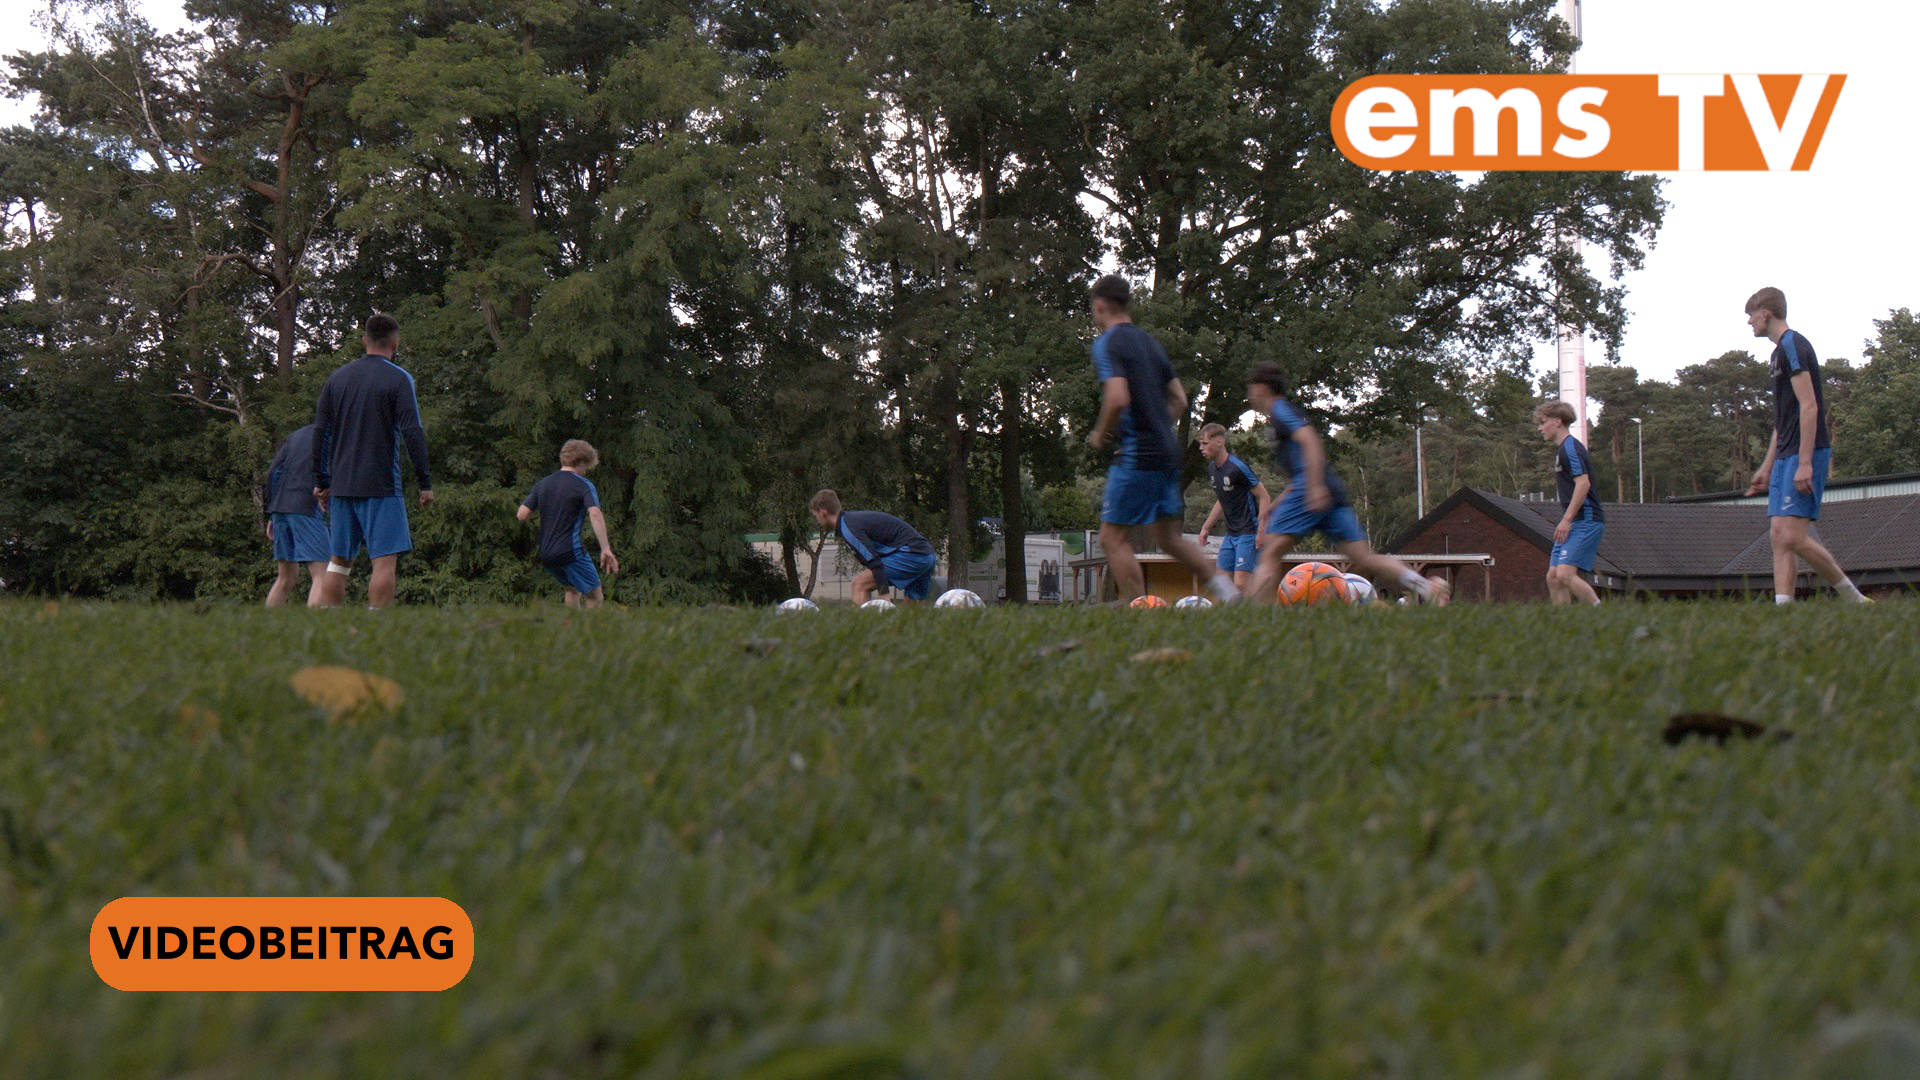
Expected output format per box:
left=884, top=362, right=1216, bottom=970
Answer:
left=522, top=470, right=599, bottom=565
left=1556, top=435, right=1604, bottom=522
left=1208, top=454, right=1262, bottom=535
left=1266, top=400, right=1351, bottom=505
left=1092, top=323, right=1181, bottom=471
left=1771, top=329, right=1830, bottom=457
left=313, top=354, right=432, bottom=498
left=265, top=424, right=321, bottom=516
left=835, top=510, right=935, bottom=572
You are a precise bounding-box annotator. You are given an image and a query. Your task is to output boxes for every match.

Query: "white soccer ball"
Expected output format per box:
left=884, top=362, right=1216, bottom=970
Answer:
left=1343, top=573, right=1376, bottom=604
left=934, top=588, right=984, bottom=608
left=860, top=597, right=896, bottom=611
left=777, top=597, right=819, bottom=613
left=1174, top=595, right=1213, bottom=609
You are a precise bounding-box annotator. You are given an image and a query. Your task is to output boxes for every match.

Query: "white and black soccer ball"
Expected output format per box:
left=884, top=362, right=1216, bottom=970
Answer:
left=934, top=588, right=984, bottom=608
left=860, top=597, right=896, bottom=611
left=776, top=597, right=819, bottom=613
left=1342, top=573, right=1376, bottom=604
left=1174, top=595, right=1213, bottom=609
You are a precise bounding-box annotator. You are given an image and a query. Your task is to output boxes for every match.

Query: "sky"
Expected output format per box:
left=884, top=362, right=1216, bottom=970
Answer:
left=2, top=0, right=1914, bottom=387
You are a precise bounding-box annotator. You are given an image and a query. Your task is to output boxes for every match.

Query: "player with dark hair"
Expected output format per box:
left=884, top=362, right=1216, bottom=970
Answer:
left=262, top=423, right=329, bottom=607
left=1086, top=275, right=1239, bottom=604
left=1242, top=363, right=1447, bottom=605
left=311, top=312, right=433, bottom=608
left=1742, top=287, right=1869, bottom=604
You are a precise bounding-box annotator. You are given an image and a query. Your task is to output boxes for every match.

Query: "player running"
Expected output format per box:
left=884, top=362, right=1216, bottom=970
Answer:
left=262, top=423, right=329, bottom=608
left=1085, top=275, right=1239, bottom=604
left=311, top=312, right=433, bottom=608
left=1534, top=401, right=1604, bottom=605
left=517, top=439, right=619, bottom=608
left=1195, top=422, right=1272, bottom=590
left=1741, top=287, right=1870, bottom=604
left=1242, top=363, right=1447, bottom=605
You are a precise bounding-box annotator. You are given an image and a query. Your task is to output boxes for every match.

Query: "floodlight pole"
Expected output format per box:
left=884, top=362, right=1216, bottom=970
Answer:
left=1415, top=417, right=1427, bottom=518
left=1632, top=417, right=1644, bottom=503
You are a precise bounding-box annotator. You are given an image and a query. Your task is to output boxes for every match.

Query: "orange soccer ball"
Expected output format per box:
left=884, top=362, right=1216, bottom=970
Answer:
left=1278, top=562, right=1352, bottom=606
left=1129, top=594, right=1169, bottom=609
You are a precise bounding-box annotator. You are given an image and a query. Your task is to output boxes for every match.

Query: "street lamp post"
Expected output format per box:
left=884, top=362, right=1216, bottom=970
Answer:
left=1631, top=417, right=1644, bottom=503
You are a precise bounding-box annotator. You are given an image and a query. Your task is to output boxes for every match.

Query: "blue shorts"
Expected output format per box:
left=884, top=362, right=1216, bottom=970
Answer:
left=544, top=549, right=602, bottom=595
left=1267, top=491, right=1366, bottom=544
left=1103, top=466, right=1184, bottom=526
left=1550, top=518, right=1604, bottom=572
left=1216, top=533, right=1258, bottom=573
left=272, top=512, right=330, bottom=564
left=874, top=549, right=938, bottom=600
left=1769, top=447, right=1831, bottom=519
left=329, top=495, right=412, bottom=561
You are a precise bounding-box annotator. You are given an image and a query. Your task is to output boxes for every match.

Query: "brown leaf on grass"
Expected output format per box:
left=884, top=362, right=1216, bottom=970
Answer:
left=1663, top=712, right=1793, bottom=746
left=177, top=704, right=221, bottom=742
left=39, top=601, right=58, bottom=618
left=1035, top=639, right=1081, bottom=658
left=290, top=666, right=405, bottom=721
left=1130, top=647, right=1194, bottom=665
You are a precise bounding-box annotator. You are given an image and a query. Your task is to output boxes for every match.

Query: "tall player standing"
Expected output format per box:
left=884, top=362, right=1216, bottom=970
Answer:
left=1085, top=275, right=1239, bottom=605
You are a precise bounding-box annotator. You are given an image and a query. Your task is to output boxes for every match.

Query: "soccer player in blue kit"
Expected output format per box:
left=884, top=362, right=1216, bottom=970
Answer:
left=809, top=490, right=938, bottom=604
left=1195, top=422, right=1272, bottom=591
left=1534, top=401, right=1603, bottom=606
left=262, top=423, right=329, bottom=608
left=311, top=313, right=433, bottom=608
left=1242, top=363, right=1448, bottom=605
left=1085, top=275, right=1239, bottom=604
left=518, top=439, right=619, bottom=608
left=1741, top=287, right=1869, bottom=604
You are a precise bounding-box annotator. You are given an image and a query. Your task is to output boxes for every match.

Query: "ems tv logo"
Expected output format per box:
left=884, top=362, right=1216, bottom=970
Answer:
left=91, top=897, right=473, bottom=991
left=1332, top=74, right=1844, bottom=171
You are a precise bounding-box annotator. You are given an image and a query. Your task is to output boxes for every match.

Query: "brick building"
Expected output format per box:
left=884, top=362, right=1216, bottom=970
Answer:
left=1392, top=486, right=1920, bottom=601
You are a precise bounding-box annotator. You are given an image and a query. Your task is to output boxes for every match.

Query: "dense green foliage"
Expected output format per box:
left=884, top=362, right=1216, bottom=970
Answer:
left=3, top=0, right=1675, bottom=600
left=5, top=599, right=1920, bottom=1076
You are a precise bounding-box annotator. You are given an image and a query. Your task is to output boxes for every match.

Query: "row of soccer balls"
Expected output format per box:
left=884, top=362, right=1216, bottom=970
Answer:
left=777, top=562, right=1382, bottom=611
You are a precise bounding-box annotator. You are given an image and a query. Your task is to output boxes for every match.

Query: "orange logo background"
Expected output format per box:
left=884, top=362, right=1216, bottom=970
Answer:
left=1331, top=74, right=1844, bottom=171
left=91, top=897, right=473, bottom=991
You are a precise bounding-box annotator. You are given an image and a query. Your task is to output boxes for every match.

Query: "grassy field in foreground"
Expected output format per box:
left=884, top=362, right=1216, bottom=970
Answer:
left=4, top=598, right=1920, bottom=1078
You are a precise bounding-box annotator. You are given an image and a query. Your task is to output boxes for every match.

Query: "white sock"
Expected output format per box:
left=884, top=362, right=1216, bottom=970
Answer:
left=1397, top=569, right=1431, bottom=599
left=1836, top=578, right=1866, bottom=602
left=1775, top=594, right=1794, bottom=605
left=1209, top=575, right=1240, bottom=602
left=1591, top=599, right=1602, bottom=606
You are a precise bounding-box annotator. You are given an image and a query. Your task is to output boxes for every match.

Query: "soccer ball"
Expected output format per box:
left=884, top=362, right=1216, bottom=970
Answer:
left=1129, top=594, right=1168, bottom=609
left=1174, top=595, right=1213, bottom=609
left=860, top=597, right=896, bottom=611
left=1279, top=562, right=1352, bottom=606
left=934, top=588, right=984, bottom=608
left=776, top=597, right=819, bottom=612
left=1342, top=573, right=1377, bottom=604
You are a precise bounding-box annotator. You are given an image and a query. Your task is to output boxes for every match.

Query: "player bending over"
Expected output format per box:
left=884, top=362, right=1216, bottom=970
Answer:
left=518, top=439, right=619, bottom=608
left=1534, top=402, right=1604, bottom=605
left=1085, top=275, right=1239, bottom=604
left=1741, top=287, right=1869, bottom=604
left=1242, top=363, right=1448, bottom=605
left=809, top=490, right=938, bottom=603
left=263, top=423, right=330, bottom=608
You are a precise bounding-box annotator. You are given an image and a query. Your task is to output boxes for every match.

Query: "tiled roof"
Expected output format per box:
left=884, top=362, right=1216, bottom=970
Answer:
left=1395, top=489, right=1920, bottom=588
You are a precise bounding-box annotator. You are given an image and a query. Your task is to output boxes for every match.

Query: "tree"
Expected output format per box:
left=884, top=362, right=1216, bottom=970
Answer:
left=1834, top=309, right=1920, bottom=475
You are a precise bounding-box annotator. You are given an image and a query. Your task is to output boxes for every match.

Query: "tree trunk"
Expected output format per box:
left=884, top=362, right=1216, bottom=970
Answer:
left=778, top=521, right=800, bottom=595
left=943, top=367, right=969, bottom=590
left=1000, top=378, right=1026, bottom=603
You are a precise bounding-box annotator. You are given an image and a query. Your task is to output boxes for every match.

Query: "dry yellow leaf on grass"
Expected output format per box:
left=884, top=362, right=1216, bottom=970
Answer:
left=1130, top=647, right=1194, bottom=665
left=290, top=666, right=405, bottom=720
